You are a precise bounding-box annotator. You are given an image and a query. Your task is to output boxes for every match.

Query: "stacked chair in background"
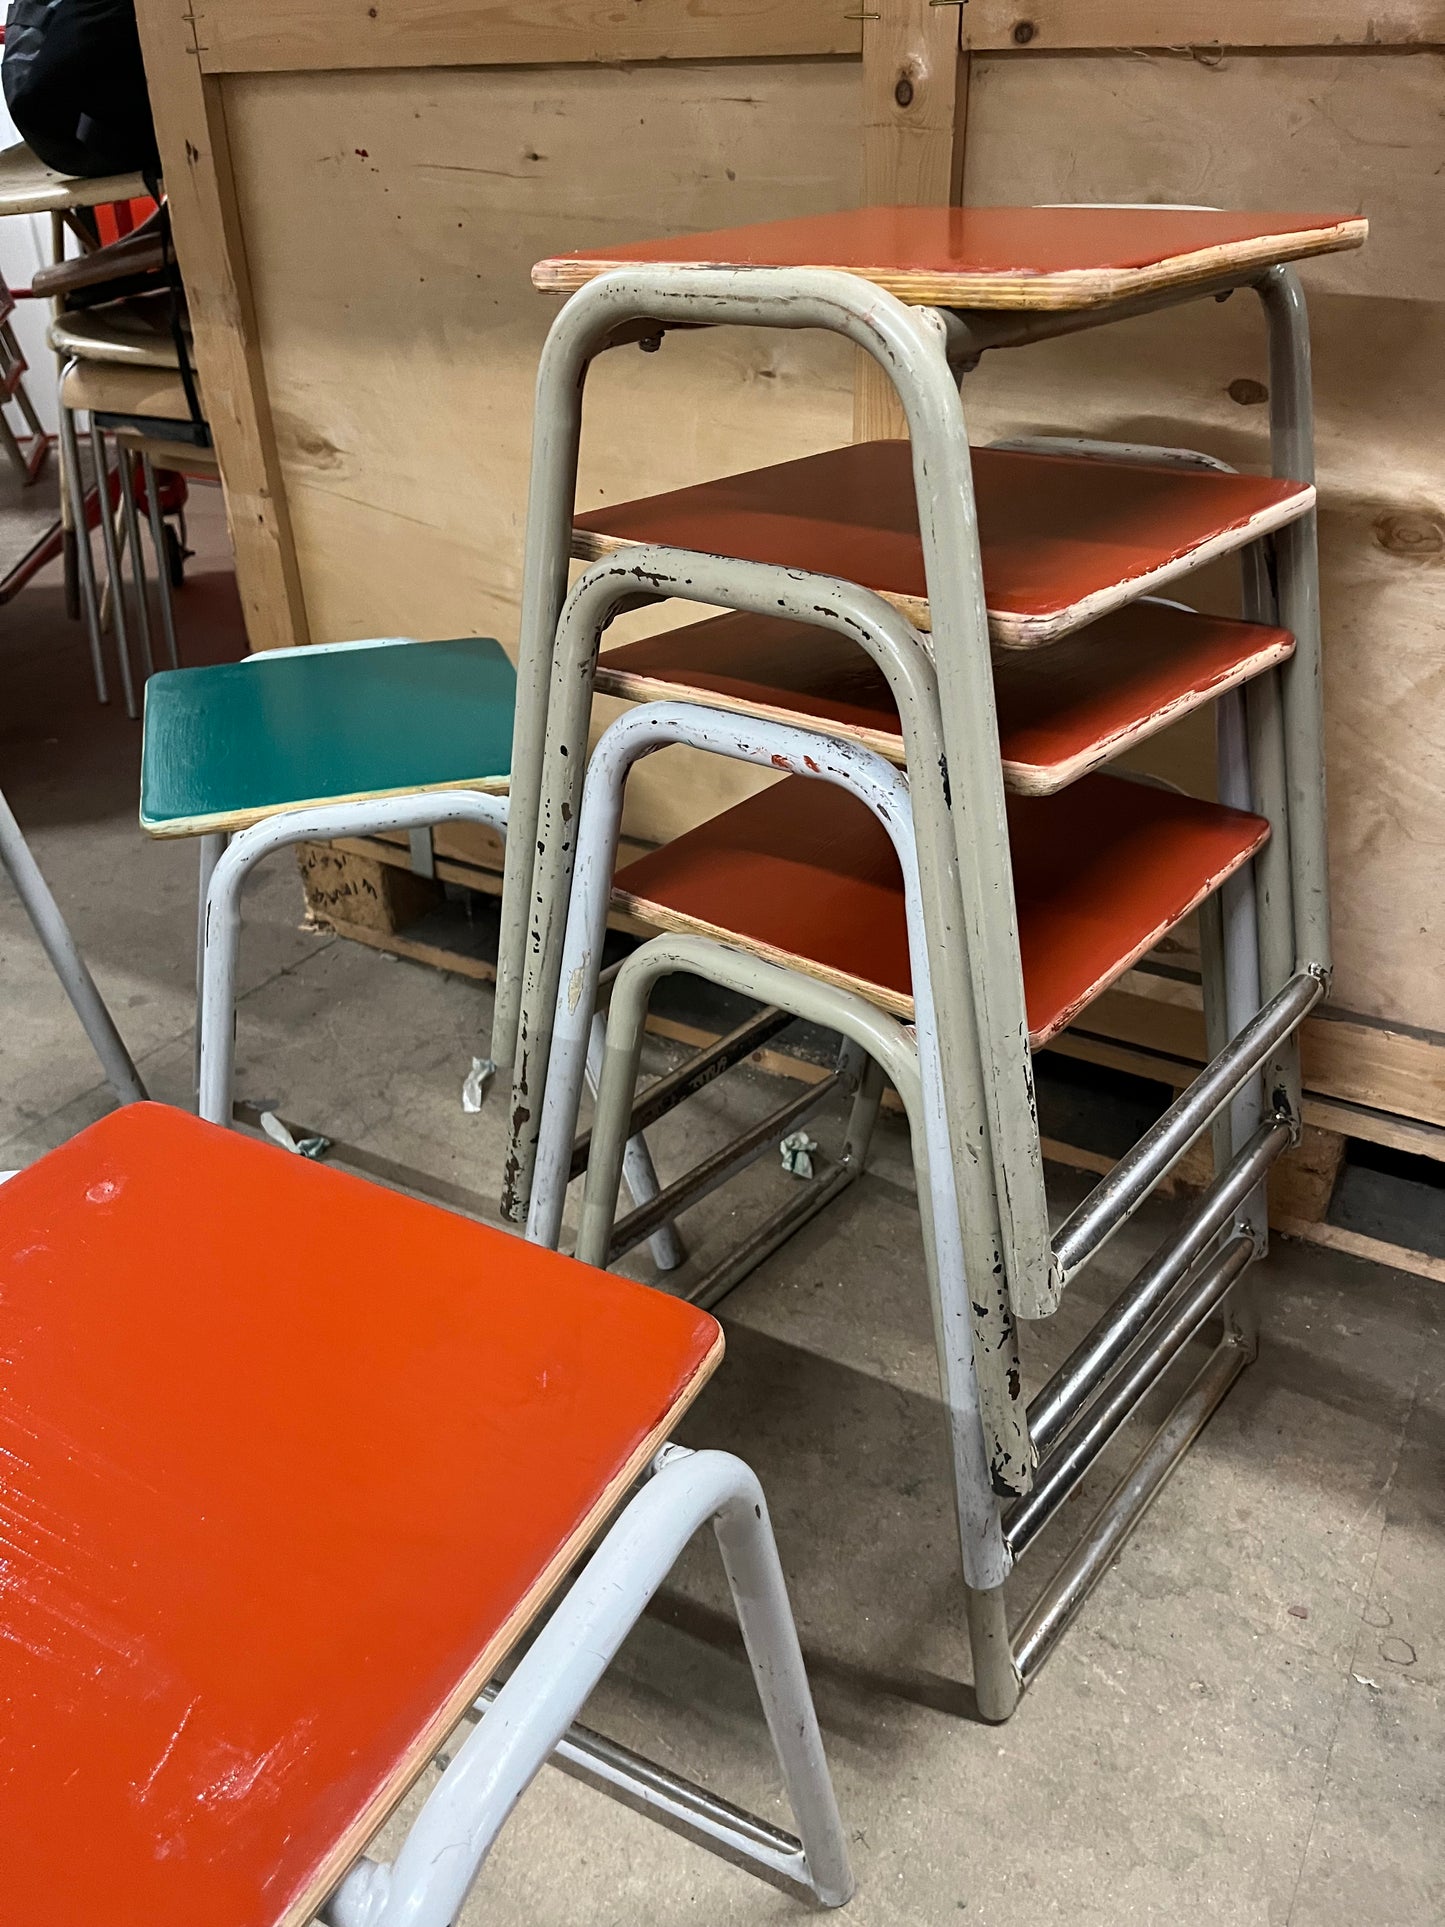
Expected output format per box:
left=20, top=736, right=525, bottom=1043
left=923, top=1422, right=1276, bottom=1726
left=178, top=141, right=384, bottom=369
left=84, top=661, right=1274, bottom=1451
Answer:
left=493, top=203, right=1365, bottom=1721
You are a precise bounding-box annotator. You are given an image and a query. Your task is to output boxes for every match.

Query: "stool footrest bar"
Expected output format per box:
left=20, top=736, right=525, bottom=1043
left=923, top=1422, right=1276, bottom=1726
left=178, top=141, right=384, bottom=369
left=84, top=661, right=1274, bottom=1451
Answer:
left=1030, top=1118, right=1289, bottom=1455
left=571, top=1004, right=793, bottom=1182
left=474, top=1686, right=818, bottom=1905
left=608, top=1065, right=846, bottom=1261
left=686, top=1161, right=859, bottom=1311
left=1005, top=1236, right=1253, bottom=1558
left=1014, top=1337, right=1249, bottom=1687
left=1052, top=970, right=1321, bottom=1286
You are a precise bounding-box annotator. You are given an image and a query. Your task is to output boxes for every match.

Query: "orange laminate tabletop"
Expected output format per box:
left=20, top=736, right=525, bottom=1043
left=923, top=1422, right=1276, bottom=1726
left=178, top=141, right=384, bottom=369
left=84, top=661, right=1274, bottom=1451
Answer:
left=574, top=441, right=1313, bottom=646
left=593, top=601, right=1294, bottom=795
left=0, top=1104, right=721, bottom=1927
left=535, top=204, right=1367, bottom=311
left=614, top=772, right=1269, bottom=1046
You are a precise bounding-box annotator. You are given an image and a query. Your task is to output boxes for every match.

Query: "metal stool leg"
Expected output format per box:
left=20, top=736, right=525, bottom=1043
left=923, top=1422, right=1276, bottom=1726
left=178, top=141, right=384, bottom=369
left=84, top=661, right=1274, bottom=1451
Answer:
left=139, top=453, right=181, bottom=670
left=586, top=1009, right=684, bottom=1272
left=56, top=375, right=111, bottom=707
left=326, top=1448, right=851, bottom=1924
left=0, top=786, right=146, bottom=1104
left=576, top=933, right=1015, bottom=1718
left=117, top=450, right=156, bottom=680
left=87, top=418, right=139, bottom=719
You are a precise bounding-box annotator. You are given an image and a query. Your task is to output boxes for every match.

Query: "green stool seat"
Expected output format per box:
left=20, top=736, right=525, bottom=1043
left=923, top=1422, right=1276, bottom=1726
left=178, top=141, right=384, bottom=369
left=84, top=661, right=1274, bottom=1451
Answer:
left=140, top=637, right=515, bottom=837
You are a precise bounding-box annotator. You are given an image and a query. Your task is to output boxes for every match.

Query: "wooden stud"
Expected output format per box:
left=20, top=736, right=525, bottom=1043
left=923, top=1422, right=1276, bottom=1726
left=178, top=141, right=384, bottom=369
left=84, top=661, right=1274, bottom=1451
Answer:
left=959, top=2, right=1445, bottom=51
left=133, top=0, right=312, bottom=650
left=189, top=0, right=862, bottom=76
left=856, top=0, right=967, bottom=438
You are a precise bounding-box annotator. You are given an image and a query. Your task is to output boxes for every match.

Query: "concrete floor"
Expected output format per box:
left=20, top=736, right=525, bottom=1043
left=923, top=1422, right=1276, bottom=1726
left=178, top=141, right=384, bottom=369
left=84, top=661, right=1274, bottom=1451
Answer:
left=3, top=493, right=1442, bottom=1924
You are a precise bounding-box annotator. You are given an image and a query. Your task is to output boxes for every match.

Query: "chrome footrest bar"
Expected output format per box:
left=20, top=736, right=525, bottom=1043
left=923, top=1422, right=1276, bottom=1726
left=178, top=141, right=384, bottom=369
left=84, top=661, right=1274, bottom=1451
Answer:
left=1029, top=1118, right=1289, bottom=1456
left=686, top=1161, right=859, bottom=1313
left=1005, top=1236, right=1253, bottom=1559
left=608, top=1064, right=848, bottom=1262
left=473, top=1684, right=819, bottom=1906
left=1051, top=970, right=1321, bottom=1288
left=571, top=1004, right=793, bottom=1182
left=1014, top=1335, right=1250, bottom=1688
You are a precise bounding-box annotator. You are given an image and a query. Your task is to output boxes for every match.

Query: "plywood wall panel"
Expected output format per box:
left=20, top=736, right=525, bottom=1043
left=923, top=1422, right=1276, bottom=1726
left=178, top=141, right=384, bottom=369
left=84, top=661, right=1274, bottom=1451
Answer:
left=223, top=59, right=861, bottom=840
left=960, top=50, right=1444, bottom=1034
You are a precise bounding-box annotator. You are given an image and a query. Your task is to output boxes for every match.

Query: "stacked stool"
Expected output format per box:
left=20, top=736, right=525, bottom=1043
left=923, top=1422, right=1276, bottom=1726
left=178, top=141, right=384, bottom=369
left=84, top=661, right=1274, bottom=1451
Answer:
left=494, top=205, right=1364, bottom=1718
left=0, top=1103, right=850, bottom=1920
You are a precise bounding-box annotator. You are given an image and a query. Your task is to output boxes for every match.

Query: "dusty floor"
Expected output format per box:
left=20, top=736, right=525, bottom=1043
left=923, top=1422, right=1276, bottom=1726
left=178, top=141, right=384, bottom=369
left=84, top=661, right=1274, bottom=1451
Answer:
left=2, top=493, right=1441, bottom=1924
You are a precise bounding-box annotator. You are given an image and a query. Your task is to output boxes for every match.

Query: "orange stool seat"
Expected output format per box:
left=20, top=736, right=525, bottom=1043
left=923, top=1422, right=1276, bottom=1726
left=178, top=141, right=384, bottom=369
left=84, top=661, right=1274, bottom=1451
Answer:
left=613, top=774, right=1269, bottom=1048
left=0, top=1105, right=720, bottom=1927
left=595, top=601, right=1294, bottom=796
left=573, top=441, right=1313, bottom=646
left=535, top=203, right=1367, bottom=311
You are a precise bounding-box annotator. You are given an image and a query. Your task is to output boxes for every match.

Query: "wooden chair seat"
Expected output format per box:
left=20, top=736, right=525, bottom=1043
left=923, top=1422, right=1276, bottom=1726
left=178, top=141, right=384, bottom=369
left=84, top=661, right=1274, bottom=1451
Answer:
left=573, top=442, right=1313, bottom=646
left=1, top=1103, right=721, bottom=1927
left=613, top=772, right=1269, bottom=1048
left=594, top=601, right=1294, bottom=796
left=140, top=636, right=515, bottom=836
left=535, top=204, right=1366, bottom=311
left=0, top=139, right=146, bottom=216
left=49, top=298, right=186, bottom=373
left=59, top=356, right=197, bottom=423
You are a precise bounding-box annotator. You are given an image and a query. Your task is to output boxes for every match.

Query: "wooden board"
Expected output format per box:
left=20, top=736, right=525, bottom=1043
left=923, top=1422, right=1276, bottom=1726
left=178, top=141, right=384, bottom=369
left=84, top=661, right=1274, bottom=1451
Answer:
left=191, top=0, right=861, bottom=75
left=135, top=0, right=312, bottom=650
left=958, top=48, right=1445, bottom=1033
left=593, top=601, right=1294, bottom=793
left=0, top=1103, right=721, bottom=1927
left=615, top=769, right=1268, bottom=1045
left=537, top=203, right=1367, bottom=310
left=573, top=439, right=1313, bottom=643
left=959, top=4, right=1445, bottom=50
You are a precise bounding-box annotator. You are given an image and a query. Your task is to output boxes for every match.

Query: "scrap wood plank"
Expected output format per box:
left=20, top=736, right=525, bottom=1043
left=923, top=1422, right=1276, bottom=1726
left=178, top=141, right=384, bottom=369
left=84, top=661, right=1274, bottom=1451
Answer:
left=856, top=0, right=967, bottom=439
left=959, top=2, right=1445, bottom=49
left=190, top=0, right=862, bottom=75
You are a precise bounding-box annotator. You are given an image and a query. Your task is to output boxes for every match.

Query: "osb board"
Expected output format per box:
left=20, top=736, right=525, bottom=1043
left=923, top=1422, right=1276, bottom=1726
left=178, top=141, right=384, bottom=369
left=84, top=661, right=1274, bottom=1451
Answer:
left=222, top=58, right=860, bottom=848
left=958, top=49, right=1445, bottom=1037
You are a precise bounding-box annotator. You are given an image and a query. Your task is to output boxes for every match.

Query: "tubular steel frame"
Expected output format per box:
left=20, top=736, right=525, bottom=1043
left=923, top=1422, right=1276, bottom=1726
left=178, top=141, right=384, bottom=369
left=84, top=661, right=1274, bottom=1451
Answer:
left=0, top=783, right=146, bottom=1106
left=525, top=687, right=1300, bottom=1715
left=495, top=261, right=1329, bottom=1325
left=318, top=1446, right=853, bottom=1924
left=486, top=248, right=1329, bottom=1710
left=191, top=789, right=681, bottom=1268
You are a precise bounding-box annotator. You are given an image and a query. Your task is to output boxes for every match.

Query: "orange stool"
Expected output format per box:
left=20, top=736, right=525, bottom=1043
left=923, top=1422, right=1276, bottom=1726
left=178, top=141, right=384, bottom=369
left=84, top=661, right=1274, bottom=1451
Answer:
left=0, top=1105, right=850, bottom=1925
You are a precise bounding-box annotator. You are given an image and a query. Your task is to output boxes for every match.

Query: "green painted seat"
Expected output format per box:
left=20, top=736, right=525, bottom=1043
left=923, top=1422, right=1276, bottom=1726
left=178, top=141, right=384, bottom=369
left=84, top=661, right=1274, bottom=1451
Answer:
left=140, top=636, right=515, bottom=837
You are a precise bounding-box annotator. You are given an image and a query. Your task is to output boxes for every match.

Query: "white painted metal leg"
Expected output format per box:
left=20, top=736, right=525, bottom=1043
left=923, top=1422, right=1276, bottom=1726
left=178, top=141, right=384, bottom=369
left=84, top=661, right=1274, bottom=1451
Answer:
left=587, top=1010, right=684, bottom=1272
left=0, top=786, right=146, bottom=1104
left=324, top=1448, right=851, bottom=1926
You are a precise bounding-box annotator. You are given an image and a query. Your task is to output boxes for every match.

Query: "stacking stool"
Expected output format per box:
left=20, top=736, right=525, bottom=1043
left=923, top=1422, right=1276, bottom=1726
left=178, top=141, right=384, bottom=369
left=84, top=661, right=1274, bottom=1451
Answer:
left=493, top=205, right=1362, bottom=1714
left=147, top=636, right=681, bottom=1264
left=0, top=1103, right=851, bottom=1923
left=51, top=301, right=204, bottom=715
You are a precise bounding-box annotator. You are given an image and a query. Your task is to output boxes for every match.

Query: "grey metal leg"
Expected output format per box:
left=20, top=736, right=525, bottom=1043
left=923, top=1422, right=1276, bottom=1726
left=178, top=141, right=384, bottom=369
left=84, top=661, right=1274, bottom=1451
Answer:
left=324, top=1447, right=852, bottom=1924
left=575, top=933, right=1015, bottom=1716
left=498, top=269, right=1050, bottom=1336
left=512, top=549, right=1030, bottom=1487
left=140, top=453, right=181, bottom=670
left=55, top=376, right=109, bottom=707
left=525, top=688, right=1028, bottom=1490
left=116, top=449, right=156, bottom=680
left=586, top=1009, right=684, bottom=1272
left=0, top=785, right=146, bottom=1104
left=87, top=417, right=138, bottom=720
left=195, top=832, right=228, bottom=1102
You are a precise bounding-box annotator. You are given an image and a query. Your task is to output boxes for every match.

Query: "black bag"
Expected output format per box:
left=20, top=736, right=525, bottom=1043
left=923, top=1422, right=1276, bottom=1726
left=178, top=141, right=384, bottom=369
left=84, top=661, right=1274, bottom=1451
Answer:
left=3, top=0, right=159, bottom=179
